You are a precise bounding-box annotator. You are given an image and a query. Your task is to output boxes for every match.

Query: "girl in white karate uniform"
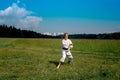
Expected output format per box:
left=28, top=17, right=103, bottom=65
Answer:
left=57, top=33, right=73, bottom=69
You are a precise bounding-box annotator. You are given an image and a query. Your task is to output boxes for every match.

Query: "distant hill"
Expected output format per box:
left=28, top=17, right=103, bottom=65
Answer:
left=69, top=32, right=120, bottom=39
left=0, top=25, right=57, bottom=38
left=0, top=24, right=120, bottom=39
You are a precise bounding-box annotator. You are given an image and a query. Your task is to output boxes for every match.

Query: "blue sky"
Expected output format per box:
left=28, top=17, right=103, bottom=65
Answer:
left=0, top=0, right=120, bottom=34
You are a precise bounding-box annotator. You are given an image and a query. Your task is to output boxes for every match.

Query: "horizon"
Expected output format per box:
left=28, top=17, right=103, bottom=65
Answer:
left=1, top=24, right=119, bottom=36
left=0, top=0, right=120, bottom=34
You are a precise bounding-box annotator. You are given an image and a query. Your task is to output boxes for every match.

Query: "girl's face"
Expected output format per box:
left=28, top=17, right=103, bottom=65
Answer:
left=64, top=33, right=68, bottom=39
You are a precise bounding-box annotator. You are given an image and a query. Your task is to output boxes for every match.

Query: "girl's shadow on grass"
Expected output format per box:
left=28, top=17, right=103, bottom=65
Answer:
left=49, top=61, right=59, bottom=67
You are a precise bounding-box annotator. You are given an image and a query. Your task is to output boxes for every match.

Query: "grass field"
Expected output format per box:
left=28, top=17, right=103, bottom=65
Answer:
left=0, top=38, right=120, bottom=80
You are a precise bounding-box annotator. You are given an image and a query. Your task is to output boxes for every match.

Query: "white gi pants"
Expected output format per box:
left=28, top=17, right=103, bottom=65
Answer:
left=60, top=50, right=73, bottom=62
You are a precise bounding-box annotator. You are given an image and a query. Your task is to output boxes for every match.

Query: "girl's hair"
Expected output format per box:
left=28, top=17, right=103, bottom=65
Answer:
left=63, top=33, right=68, bottom=38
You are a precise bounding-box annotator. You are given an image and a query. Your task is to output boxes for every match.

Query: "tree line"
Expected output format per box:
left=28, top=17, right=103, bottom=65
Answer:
left=0, top=25, right=56, bottom=38
left=69, top=33, right=120, bottom=39
left=0, top=25, right=120, bottom=39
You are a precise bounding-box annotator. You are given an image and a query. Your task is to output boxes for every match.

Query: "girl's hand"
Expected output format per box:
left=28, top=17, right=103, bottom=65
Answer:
left=67, top=48, right=70, bottom=52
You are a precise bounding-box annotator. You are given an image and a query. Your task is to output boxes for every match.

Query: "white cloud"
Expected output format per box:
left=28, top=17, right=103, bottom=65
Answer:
left=0, top=3, right=42, bottom=31
left=0, top=3, right=31, bottom=18
left=18, top=16, right=42, bottom=30
left=17, top=0, right=20, bottom=4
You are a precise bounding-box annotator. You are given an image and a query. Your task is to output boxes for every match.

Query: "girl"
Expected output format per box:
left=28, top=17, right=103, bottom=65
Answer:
left=57, top=33, right=73, bottom=69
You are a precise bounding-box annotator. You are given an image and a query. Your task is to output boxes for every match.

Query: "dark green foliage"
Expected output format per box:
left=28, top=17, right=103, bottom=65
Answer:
left=0, top=25, right=56, bottom=38
left=69, top=33, right=120, bottom=39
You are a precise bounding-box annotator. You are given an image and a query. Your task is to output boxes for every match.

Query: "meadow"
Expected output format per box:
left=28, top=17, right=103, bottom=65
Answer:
left=0, top=38, right=120, bottom=80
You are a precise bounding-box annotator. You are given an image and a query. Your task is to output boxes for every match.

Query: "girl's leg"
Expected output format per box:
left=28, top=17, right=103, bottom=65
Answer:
left=67, top=51, right=73, bottom=64
left=57, top=50, right=66, bottom=69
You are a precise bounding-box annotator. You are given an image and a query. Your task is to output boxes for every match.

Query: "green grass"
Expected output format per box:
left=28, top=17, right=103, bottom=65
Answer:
left=0, top=38, right=120, bottom=80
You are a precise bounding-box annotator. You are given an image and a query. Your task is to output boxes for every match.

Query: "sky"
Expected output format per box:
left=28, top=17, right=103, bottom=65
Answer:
left=0, top=0, right=120, bottom=34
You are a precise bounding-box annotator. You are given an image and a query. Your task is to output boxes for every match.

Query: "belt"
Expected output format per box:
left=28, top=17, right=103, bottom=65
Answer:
left=62, top=48, right=68, bottom=50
